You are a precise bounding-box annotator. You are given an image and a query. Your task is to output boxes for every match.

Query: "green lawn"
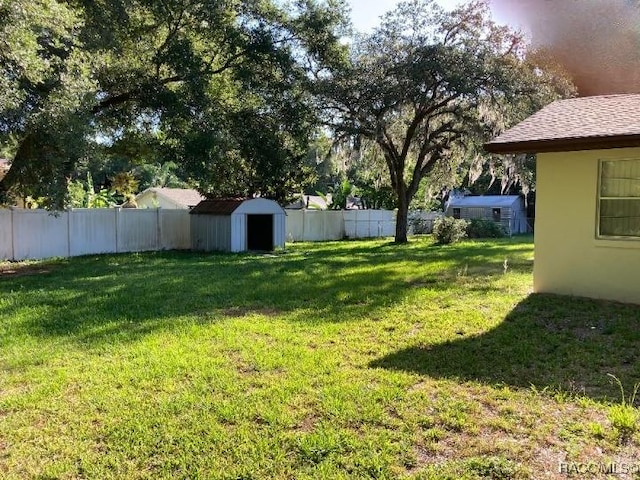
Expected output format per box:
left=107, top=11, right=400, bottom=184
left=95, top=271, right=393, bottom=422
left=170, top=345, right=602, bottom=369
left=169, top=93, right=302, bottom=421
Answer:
left=1, top=237, right=640, bottom=479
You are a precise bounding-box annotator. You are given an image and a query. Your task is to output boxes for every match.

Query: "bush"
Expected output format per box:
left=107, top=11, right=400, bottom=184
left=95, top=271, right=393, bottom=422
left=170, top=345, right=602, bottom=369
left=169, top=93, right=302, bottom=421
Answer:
left=433, top=217, right=468, bottom=244
left=465, top=218, right=507, bottom=238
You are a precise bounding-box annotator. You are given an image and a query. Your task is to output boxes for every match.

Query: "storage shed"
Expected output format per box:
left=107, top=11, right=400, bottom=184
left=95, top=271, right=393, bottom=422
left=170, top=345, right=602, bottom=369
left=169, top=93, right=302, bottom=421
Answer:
left=190, top=198, right=286, bottom=252
left=445, top=195, right=528, bottom=235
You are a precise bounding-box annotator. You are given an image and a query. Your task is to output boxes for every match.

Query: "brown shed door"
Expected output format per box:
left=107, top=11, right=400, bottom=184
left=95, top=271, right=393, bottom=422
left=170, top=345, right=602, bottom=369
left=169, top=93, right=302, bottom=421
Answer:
left=247, top=215, right=274, bottom=251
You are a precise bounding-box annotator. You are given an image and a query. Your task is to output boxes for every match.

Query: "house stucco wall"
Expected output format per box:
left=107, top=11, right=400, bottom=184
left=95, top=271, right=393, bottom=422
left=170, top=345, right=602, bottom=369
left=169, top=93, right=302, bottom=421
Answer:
left=136, top=191, right=182, bottom=209
left=535, top=148, right=640, bottom=304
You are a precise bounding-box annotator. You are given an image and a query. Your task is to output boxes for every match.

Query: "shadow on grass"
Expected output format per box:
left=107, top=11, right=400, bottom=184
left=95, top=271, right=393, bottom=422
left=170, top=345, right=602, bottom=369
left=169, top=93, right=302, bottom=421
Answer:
left=0, top=237, right=532, bottom=346
left=370, top=293, right=640, bottom=402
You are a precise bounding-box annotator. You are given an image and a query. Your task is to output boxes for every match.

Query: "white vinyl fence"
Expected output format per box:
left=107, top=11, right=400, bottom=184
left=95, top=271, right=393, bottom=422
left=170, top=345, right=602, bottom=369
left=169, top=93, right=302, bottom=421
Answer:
left=1, top=207, right=428, bottom=261
left=285, top=209, right=396, bottom=242
left=0, top=208, right=190, bottom=261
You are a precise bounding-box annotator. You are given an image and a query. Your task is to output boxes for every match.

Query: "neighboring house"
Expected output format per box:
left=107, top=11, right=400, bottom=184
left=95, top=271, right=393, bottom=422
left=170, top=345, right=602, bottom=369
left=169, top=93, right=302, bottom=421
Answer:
left=190, top=198, right=286, bottom=252
left=485, top=93, right=640, bottom=304
left=445, top=195, right=528, bottom=235
left=135, top=187, right=205, bottom=209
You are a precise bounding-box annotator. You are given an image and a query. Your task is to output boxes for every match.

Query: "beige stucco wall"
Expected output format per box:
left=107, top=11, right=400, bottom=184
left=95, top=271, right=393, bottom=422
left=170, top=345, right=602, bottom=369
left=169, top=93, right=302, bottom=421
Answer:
left=535, top=148, right=640, bottom=304
left=136, top=191, right=182, bottom=209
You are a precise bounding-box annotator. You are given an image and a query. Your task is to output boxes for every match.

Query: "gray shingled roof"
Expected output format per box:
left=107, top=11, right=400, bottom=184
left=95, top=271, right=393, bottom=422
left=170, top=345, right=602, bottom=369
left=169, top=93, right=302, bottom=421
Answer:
left=485, top=94, right=640, bottom=154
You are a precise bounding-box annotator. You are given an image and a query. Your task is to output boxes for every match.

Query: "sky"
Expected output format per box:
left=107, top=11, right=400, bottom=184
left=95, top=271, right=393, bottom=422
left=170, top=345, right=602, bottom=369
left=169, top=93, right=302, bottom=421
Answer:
left=347, top=0, right=519, bottom=33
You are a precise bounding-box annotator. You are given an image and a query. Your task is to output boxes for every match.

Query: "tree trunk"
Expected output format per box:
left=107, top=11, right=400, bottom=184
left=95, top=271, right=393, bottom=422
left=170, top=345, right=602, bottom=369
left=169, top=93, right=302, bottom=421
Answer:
left=395, top=193, right=409, bottom=244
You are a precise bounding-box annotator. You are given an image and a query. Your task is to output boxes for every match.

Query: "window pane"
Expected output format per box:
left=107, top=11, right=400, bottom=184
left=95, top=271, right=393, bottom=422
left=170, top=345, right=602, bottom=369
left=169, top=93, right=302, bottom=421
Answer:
left=601, top=178, right=640, bottom=197
left=601, top=159, right=640, bottom=196
left=600, top=199, right=640, bottom=217
left=600, top=199, right=640, bottom=236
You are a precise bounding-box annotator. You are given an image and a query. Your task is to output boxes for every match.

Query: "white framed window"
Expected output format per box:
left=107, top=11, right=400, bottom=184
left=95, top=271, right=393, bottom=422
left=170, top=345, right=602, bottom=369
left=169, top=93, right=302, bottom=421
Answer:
left=598, top=159, right=640, bottom=238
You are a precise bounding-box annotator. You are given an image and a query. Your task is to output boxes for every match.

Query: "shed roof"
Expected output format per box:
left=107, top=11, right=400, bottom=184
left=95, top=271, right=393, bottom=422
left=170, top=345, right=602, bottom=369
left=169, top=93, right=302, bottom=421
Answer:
left=137, top=187, right=205, bottom=207
left=485, top=94, right=640, bottom=154
left=190, top=199, right=246, bottom=215
left=447, top=195, right=523, bottom=208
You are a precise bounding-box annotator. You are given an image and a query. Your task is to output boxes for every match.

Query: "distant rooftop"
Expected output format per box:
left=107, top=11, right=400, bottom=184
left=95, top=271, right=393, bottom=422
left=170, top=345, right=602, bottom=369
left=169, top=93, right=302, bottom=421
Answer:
left=447, top=195, right=523, bottom=208
left=485, top=94, right=640, bottom=154
left=137, top=187, right=205, bottom=208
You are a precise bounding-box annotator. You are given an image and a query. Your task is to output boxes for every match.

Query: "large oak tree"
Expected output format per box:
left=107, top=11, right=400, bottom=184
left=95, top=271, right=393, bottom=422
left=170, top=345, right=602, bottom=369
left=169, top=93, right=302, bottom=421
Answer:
left=0, top=0, right=348, bottom=207
left=319, top=0, right=573, bottom=243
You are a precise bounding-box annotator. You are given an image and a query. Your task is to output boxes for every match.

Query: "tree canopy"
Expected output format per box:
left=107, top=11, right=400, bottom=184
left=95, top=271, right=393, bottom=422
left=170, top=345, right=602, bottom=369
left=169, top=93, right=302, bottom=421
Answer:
left=318, top=0, right=574, bottom=242
left=0, top=0, right=348, bottom=208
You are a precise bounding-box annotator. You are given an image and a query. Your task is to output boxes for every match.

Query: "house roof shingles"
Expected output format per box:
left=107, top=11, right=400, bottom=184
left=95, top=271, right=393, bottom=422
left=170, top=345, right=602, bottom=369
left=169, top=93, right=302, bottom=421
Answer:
left=190, top=199, right=246, bottom=215
left=485, top=94, right=640, bottom=154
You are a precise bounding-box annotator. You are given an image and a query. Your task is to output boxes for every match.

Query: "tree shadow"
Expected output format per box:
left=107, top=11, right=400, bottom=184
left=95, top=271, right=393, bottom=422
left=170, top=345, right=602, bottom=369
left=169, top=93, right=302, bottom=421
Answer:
left=0, top=237, right=533, bottom=348
left=369, top=293, right=640, bottom=402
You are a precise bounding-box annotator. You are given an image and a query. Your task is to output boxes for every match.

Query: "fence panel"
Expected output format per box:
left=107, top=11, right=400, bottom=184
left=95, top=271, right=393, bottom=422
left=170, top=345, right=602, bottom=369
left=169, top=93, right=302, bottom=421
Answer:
left=0, top=209, right=12, bottom=260
left=12, top=209, right=69, bottom=260
left=302, top=210, right=328, bottom=241
left=303, top=210, right=344, bottom=241
left=285, top=210, right=345, bottom=242
left=323, top=211, right=345, bottom=240
left=117, top=209, right=159, bottom=253
left=344, top=210, right=396, bottom=238
left=69, top=209, right=117, bottom=256
left=160, top=210, right=191, bottom=250
left=285, top=210, right=304, bottom=242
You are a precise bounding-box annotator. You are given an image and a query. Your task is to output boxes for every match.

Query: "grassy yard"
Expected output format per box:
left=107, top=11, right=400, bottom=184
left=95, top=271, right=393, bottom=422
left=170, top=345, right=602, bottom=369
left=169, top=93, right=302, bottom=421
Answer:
left=1, top=237, right=640, bottom=479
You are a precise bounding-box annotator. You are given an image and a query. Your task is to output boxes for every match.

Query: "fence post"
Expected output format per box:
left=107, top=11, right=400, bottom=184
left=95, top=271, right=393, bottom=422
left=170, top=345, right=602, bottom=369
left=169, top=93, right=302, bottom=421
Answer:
left=156, top=208, right=161, bottom=250
left=114, top=208, right=119, bottom=253
left=10, top=207, right=15, bottom=261
left=66, top=210, right=71, bottom=258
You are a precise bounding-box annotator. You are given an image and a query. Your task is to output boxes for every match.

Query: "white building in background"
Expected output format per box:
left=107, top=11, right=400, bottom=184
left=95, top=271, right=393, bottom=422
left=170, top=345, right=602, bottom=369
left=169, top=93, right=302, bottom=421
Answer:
left=135, top=187, right=205, bottom=209
left=445, top=195, right=529, bottom=235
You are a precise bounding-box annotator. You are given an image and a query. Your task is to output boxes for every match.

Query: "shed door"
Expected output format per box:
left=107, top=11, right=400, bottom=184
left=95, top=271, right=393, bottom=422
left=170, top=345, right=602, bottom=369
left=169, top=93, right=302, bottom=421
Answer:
left=247, top=214, right=274, bottom=251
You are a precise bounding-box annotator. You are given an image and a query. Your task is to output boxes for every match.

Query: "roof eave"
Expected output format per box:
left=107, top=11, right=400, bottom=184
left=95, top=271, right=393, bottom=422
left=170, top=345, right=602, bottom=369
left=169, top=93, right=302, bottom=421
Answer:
left=484, top=134, right=640, bottom=154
